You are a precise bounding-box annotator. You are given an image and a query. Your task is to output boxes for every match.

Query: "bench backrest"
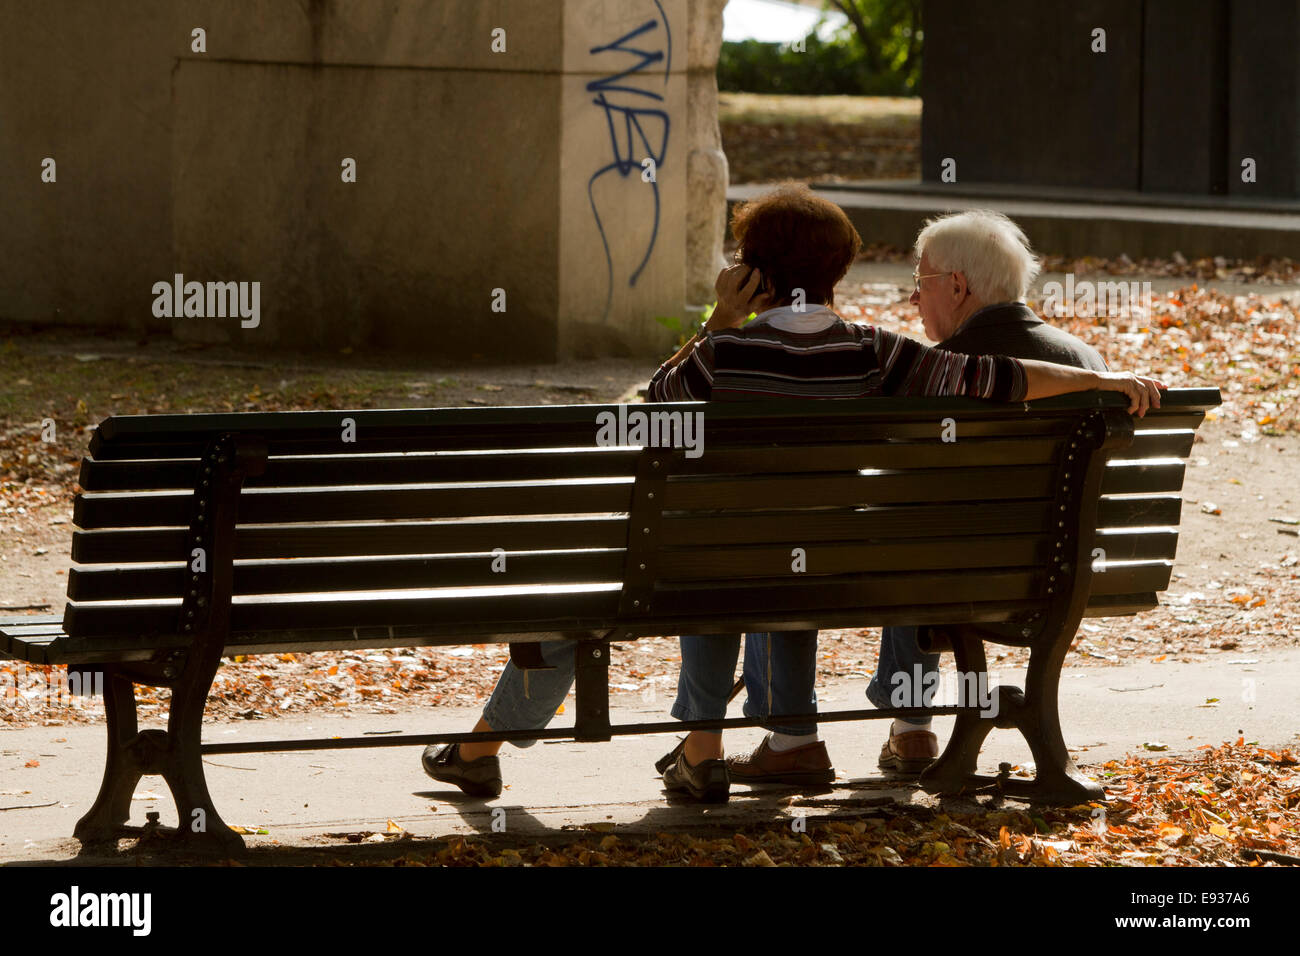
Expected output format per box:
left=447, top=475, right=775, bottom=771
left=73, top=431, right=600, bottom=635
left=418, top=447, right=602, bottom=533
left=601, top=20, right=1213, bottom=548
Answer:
left=64, top=389, right=1219, bottom=654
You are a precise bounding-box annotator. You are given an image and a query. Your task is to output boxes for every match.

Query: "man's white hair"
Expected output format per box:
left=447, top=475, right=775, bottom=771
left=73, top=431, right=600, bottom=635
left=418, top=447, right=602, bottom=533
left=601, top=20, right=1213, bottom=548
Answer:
left=914, top=210, right=1040, bottom=303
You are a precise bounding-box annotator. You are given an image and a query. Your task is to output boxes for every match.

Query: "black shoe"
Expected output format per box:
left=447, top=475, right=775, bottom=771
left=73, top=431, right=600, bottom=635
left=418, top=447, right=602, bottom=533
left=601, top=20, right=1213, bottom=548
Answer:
left=662, top=750, right=730, bottom=803
left=422, top=743, right=502, bottom=798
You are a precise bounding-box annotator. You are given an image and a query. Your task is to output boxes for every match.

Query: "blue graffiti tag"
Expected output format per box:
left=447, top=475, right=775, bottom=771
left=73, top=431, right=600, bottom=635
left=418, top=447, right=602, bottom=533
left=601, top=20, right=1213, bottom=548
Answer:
left=586, top=0, right=671, bottom=321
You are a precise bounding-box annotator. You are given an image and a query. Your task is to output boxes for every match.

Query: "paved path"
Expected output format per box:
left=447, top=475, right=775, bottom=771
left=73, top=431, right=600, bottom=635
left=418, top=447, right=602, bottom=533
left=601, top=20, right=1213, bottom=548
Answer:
left=3, top=649, right=1296, bottom=863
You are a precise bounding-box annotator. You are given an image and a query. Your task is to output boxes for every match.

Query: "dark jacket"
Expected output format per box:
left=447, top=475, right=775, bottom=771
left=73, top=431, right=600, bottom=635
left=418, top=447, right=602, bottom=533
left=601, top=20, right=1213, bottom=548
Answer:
left=939, top=302, right=1107, bottom=371
left=924, top=301, right=1105, bottom=646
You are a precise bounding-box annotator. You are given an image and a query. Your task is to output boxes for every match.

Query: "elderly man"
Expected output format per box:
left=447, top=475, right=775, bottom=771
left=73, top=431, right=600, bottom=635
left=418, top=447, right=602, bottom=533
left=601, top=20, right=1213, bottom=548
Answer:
left=734, top=209, right=1110, bottom=787
left=874, top=210, right=1107, bottom=774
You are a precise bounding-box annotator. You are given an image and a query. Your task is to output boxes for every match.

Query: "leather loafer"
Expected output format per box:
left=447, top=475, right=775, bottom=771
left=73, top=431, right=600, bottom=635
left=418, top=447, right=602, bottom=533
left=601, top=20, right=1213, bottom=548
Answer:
left=662, top=751, right=730, bottom=803
left=727, top=735, right=834, bottom=788
left=422, top=743, right=502, bottom=798
left=878, top=730, right=939, bottom=775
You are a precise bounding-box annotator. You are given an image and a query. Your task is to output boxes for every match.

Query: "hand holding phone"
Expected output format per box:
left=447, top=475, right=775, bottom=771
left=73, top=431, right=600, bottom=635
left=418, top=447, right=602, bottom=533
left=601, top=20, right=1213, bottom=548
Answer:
left=710, top=264, right=767, bottom=330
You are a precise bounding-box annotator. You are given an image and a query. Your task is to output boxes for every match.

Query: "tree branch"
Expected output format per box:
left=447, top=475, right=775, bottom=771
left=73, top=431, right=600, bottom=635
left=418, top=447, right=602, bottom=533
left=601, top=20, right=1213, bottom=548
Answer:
left=829, top=0, right=884, bottom=74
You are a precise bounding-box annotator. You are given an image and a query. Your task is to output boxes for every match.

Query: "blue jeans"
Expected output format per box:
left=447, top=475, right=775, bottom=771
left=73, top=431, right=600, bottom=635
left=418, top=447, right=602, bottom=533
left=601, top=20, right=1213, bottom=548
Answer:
left=866, top=625, right=941, bottom=726
left=705, top=626, right=940, bottom=730
left=481, top=640, right=579, bottom=749
left=670, top=631, right=819, bottom=736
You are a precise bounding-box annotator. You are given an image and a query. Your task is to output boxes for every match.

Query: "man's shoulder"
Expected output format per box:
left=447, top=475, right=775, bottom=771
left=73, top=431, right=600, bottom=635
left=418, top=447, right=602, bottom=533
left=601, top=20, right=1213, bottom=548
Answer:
left=943, top=305, right=1107, bottom=370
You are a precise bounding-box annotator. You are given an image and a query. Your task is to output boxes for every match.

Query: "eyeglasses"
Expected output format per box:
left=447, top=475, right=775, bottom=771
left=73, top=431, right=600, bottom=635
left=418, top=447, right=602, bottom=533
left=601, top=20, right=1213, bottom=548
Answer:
left=912, top=270, right=952, bottom=293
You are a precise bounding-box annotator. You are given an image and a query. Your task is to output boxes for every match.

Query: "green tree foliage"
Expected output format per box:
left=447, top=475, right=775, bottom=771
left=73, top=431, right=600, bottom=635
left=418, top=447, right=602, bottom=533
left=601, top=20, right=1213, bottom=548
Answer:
left=716, top=0, right=921, bottom=97
left=825, top=0, right=922, bottom=93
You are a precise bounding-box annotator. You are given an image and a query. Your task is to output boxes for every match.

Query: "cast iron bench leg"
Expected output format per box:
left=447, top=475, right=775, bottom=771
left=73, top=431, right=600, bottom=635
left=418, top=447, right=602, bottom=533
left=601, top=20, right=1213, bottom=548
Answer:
left=921, top=626, right=1105, bottom=805
left=160, top=648, right=246, bottom=854
left=74, top=670, right=142, bottom=846
left=1014, top=645, right=1105, bottom=804
left=919, top=628, right=994, bottom=794
left=73, top=662, right=245, bottom=855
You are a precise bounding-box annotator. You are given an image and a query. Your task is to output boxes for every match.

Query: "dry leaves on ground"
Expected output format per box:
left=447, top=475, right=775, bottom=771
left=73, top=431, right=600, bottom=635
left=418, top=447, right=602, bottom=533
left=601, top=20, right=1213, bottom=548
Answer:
left=296, top=742, right=1296, bottom=867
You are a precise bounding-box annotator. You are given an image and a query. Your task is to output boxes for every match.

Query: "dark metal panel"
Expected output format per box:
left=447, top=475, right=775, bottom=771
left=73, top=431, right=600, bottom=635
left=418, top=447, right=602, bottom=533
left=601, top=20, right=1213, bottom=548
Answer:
left=1142, top=0, right=1230, bottom=194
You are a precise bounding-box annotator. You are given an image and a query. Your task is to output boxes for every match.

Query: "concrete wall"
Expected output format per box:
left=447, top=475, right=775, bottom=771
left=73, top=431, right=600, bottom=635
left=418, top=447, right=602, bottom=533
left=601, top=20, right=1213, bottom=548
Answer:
left=558, top=0, right=688, bottom=358
left=0, top=0, right=721, bottom=360
left=0, top=0, right=173, bottom=333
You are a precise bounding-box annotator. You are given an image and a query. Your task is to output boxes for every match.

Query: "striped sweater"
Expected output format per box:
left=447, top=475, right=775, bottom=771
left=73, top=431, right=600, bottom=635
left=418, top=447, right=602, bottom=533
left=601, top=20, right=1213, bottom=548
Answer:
left=648, top=306, right=1029, bottom=403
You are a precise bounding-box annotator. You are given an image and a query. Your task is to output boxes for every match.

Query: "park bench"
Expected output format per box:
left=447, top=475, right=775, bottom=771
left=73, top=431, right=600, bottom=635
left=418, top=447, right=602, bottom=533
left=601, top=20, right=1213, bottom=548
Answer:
left=0, top=387, right=1219, bottom=852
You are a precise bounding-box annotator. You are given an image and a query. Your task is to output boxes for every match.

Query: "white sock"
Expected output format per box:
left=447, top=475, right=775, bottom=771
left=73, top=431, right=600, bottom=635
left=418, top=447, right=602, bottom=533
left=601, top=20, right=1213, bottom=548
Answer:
left=768, top=731, right=819, bottom=752
left=892, top=718, right=931, bottom=736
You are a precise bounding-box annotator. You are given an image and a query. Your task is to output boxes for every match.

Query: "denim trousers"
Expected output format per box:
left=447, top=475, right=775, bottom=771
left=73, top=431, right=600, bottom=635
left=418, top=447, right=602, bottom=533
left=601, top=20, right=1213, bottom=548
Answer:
left=865, top=625, right=942, bottom=726
left=479, top=625, right=942, bottom=748
left=670, top=630, right=819, bottom=736
left=668, top=626, right=941, bottom=732
left=481, top=640, right=580, bottom=749
left=481, top=633, right=822, bottom=744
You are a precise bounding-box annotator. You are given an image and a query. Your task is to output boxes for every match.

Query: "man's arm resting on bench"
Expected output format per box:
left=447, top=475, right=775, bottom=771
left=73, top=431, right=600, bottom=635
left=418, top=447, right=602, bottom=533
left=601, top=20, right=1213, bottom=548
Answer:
left=1020, top=361, right=1165, bottom=417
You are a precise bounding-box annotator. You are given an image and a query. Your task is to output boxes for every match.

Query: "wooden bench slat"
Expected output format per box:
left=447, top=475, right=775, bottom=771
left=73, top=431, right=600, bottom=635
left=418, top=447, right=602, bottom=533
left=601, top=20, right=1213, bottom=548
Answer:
left=0, top=633, right=59, bottom=664
left=1100, top=461, right=1187, bottom=495
left=0, top=620, right=67, bottom=635
left=63, top=588, right=624, bottom=637
left=1088, top=561, right=1174, bottom=595
left=652, top=568, right=1040, bottom=615
left=71, top=517, right=629, bottom=564
left=78, top=432, right=1197, bottom=495
left=673, top=438, right=1061, bottom=473
left=1132, top=411, right=1205, bottom=431
left=662, top=501, right=1051, bottom=546
left=78, top=448, right=641, bottom=492
left=1096, top=495, right=1182, bottom=528
left=663, top=466, right=1055, bottom=511
left=1085, top=592, right=1159, bottom=615
left=86, top=417, right=1086, bottom=461
left=656, top=535, right=1047, bottom=580
left=68, top=550, right=625, bottom=601
left=74, top=479, right=635, bottom=529
left=41, top=598, right=1053, bottom=664
left=88, top=389, right=1224, bottom=444
left=1128, top=429, right=1196, bottom=459
left=1093, top=528, right=1179, bottom=562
